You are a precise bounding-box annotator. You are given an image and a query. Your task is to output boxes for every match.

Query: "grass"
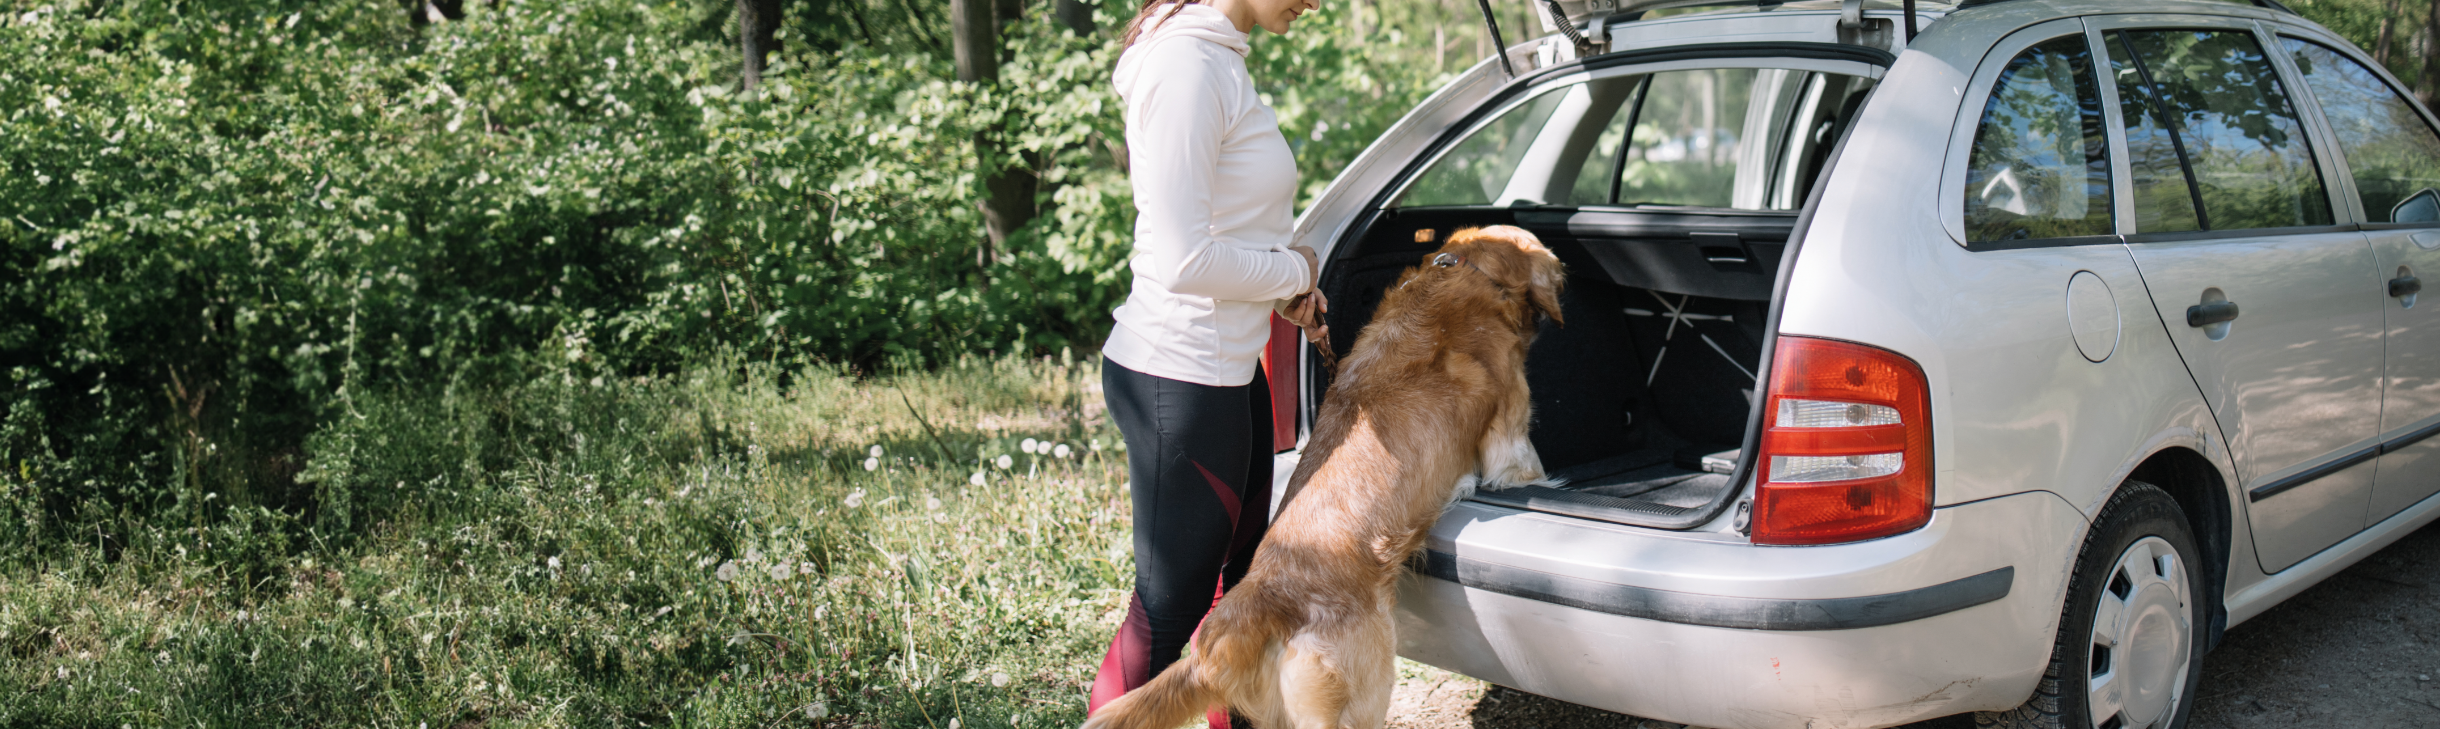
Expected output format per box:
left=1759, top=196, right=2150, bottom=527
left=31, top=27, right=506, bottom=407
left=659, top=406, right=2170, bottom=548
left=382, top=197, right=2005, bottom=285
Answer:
left=0, top=351, right=1143, bottom=728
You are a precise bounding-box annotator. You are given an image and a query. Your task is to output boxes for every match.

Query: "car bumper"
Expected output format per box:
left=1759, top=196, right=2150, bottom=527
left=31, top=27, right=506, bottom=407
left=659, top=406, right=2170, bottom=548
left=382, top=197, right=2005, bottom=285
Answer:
left=1394, top=490, right=2086, bottom=729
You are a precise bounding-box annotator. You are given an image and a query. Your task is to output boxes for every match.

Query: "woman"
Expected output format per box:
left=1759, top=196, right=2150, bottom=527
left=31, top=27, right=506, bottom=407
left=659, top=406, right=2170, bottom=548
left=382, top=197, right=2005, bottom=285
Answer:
left=1088, top=0, right=1326, bottom=724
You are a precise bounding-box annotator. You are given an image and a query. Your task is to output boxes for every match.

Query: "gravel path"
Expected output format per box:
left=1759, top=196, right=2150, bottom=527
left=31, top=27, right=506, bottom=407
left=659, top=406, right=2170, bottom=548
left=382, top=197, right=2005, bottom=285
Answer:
left=1385, top=518, right=2440, bottom=729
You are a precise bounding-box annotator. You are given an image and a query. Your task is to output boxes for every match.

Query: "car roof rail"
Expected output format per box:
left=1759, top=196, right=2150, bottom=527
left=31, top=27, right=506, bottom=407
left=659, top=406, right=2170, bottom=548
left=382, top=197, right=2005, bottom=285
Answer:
left=1956, top=0, right=2295, bottom=13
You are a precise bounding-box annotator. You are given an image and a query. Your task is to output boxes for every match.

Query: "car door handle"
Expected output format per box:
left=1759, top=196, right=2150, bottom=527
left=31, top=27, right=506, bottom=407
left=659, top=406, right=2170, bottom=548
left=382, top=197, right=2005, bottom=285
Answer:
left=2392, top=275, right=2422, bottom=298
left=2186, top=301, right=2240, bottom=327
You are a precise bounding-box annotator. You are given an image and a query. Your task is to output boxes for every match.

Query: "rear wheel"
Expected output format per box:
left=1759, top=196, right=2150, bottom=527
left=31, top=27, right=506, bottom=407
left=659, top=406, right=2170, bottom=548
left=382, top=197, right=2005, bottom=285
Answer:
left=1976, top=481, right=2204, bottom=729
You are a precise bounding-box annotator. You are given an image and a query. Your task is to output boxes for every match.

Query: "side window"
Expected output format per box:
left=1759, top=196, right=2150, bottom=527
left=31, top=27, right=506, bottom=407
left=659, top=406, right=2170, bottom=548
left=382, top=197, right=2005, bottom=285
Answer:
left=2109, top=29, right=2334, bottom=232
left=1400, top=86, right=1575, bottom=208
left=1962, top=35, right=2114, bottom=243
left=1614, top=68, right=1766, bottom=209
left=1395, top=67, right=1872, bottom=210
left=2282, top=38, right=2440, bottom=223
left=2106, top=34, right=2205, bottom=232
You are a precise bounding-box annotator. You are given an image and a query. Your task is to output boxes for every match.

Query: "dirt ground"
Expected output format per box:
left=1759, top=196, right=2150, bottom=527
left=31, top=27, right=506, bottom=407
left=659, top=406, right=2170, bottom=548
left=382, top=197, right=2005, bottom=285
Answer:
left=1383, top=517, right=2440, bottom=729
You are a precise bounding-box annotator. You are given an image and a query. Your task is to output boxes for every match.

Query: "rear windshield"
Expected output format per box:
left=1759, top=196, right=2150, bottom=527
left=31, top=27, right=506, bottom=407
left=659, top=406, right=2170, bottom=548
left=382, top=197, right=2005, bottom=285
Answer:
left=1397, top=66, right=1876, bottom=210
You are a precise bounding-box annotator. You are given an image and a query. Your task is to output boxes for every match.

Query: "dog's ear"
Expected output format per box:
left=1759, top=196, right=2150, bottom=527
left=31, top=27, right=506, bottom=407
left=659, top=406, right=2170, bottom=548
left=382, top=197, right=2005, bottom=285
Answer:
left=1529, top=251, right=1566, bottom=327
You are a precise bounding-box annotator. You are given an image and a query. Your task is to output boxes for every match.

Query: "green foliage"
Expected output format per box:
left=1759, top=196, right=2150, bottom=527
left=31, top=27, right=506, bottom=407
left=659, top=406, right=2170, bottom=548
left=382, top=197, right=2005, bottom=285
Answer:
left=3, top=0, right=2420, bottom=722
left=0, top=354, right=1133, bottom=727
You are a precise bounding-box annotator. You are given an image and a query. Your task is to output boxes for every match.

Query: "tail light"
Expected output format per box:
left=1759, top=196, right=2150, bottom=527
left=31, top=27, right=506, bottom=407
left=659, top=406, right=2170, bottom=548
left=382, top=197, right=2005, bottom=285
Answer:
left=1752, top=336, right=1933, bottom=545
left=1264, top=314, right=1301, bottom=452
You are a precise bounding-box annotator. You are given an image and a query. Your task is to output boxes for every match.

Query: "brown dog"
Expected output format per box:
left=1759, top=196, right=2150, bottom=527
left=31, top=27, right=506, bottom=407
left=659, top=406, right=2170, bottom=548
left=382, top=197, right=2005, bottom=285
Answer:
left=1083, top=225, right=1566, bottom=729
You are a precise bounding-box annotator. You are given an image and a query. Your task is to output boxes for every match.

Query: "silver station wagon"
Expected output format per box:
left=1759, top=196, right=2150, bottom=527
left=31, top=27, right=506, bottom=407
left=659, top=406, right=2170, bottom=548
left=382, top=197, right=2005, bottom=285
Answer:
left=1248, top=1, right=2440, bottom=727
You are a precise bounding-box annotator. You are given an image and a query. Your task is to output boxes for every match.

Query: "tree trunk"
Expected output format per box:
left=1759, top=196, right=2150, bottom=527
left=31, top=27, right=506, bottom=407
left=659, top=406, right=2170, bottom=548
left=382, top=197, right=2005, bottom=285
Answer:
left=408, top=0, right=464, bottom=27
left=953, top=0, right=1038, bottom=272
left=738, top=0, right=784, bottom=90
left=2426, top=0, right=2440, bottom=109
left=2377, top=0, right=2402, bottom=66
left=952, top=0, right=999, bottom=84
left=1056, top=0, right=1094, bottom=36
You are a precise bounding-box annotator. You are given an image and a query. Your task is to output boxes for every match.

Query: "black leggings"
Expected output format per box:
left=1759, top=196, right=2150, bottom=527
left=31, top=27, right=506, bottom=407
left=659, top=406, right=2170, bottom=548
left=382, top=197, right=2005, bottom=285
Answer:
left=1087, top=356, right=1274, bottom=718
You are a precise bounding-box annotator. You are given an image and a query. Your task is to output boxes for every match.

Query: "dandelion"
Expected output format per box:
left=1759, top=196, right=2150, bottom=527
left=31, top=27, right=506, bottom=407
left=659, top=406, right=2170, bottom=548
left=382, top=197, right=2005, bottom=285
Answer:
left=807, top=703, right=830, bottom=720
left=1021, top=438, right=1039, bottom=454
left=926, top=495, right=942, bottom=511
left=869, top=444, right=884, bottom=457
left=1091, top=438, right=1103, bottom=451
left=745, top=547, right=764, bottom=564
left=991, top=671, right=1011, bottom=687
left=799, top=562, right=817, bottom=575
left=970, top=472, right=987, bottom=486
left=546, top=555, right=561, bottom=571
left=845, top=489, right=866, bottom=508
left=770, top=563, right=792, bottom=581
left=949, top=719, right=962, bottom=729
left=863, top=457, right=880, bottom=471
left=1054, top=443, right=1072, bottom=458
left=996, top=454, right=1014, bottom=469
left=715, top=560, right=739, bottom=582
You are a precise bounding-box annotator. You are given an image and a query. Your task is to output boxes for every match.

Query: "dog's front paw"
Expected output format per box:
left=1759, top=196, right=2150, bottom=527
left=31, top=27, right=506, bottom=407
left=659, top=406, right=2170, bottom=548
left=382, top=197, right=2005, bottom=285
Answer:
left=1475, top=476, right=1564, bottom=492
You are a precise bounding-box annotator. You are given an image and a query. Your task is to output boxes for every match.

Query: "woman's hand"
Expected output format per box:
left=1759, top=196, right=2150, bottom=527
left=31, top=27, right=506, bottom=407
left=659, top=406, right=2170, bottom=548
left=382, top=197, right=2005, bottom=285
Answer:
left=1277, top=290, right=1329, bottom=342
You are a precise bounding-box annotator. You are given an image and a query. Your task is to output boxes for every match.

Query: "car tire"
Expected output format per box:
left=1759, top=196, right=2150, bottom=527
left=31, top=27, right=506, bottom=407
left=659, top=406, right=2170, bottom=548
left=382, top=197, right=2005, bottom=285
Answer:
left=1975, top=480, right=2205, bottom=729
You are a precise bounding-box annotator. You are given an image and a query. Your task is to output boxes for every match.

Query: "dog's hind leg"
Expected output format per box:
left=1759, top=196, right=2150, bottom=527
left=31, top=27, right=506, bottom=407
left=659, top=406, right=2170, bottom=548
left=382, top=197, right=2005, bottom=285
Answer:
left=1337, top=611, right=1398, bottom=729
left=1275, top=629, right=1353, bottom=729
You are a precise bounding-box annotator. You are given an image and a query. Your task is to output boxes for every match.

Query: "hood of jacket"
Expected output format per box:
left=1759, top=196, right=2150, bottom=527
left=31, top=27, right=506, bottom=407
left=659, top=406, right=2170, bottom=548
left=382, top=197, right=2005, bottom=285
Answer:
left=1112, top=4, right=1250, bottom=102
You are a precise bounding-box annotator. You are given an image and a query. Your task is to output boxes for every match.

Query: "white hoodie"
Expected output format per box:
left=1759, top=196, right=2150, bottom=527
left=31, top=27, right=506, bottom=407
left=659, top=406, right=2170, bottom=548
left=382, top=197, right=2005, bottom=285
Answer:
left=1102, top=3, right=1308, bottom=388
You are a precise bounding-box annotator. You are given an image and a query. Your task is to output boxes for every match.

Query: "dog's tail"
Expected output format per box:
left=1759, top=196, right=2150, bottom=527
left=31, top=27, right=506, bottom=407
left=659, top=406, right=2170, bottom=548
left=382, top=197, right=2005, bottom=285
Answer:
left=1080, top=594, right=1285, bottom=729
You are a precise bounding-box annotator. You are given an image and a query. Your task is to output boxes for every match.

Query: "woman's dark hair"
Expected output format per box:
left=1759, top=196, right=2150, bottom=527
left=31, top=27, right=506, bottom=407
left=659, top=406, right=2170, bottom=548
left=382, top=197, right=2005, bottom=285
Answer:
left=1120, top=0, right=1197, bottom=48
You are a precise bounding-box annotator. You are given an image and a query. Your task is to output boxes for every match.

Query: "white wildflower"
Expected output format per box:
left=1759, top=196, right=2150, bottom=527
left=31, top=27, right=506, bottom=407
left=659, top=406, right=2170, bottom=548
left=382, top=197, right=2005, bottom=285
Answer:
left=808, top=703, right=830, bottom=720
left=715, top=560, right=739, bottom=582
left=863, top=457, right=880, bottom=471
left=926, top=496, right=942, bottom=511
left=969, top=472, right=986, bottom=486
left=422, top=632, right=436, bottom=645
left=799, top=562, right=818, bottom=575
left=745, top=548, right=764, bottom=564
left=996, top=455, right=1013, bottom=469
left=991, top=671, right=1011, bottom=687
left=845, top=489, right=866, bottom=508
left=869, top=444, right=884, bottom=457
left=56, top=666, right=67, bottom=680
left=1021, top=438, right=1039, bottom=454
left=1054, top=444, right=1072, bottom=458
left=546, top=555, right=561, bottom=570
left=1091, top=439, right=1103, bottom=451
left=949, top=719, right=961, bottom=729
left=769, top=563, right=792, bottom=581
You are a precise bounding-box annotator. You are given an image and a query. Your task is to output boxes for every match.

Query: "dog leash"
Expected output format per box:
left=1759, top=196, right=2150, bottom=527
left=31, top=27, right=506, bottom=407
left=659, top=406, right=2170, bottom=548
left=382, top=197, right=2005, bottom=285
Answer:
left=1285, top=292, right=1341, bottom=374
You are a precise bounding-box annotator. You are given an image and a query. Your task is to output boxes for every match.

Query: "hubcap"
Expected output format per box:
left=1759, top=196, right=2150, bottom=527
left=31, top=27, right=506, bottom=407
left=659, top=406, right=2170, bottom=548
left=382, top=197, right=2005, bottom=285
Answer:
left=2086, top=536, right=2191, bottom=729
